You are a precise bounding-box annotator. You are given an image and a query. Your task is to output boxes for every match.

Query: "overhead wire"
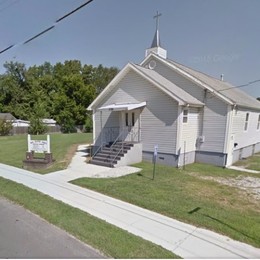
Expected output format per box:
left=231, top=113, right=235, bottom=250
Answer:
left=218, top=79, right=260, bottom=92
left=0, top=0, right=94, bottom=55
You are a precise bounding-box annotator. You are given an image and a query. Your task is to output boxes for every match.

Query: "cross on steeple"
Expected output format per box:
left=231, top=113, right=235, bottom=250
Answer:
left=145, top=11, right=167, bottom=59
left=151, top=11, right=162, bottom=48
left=153, top=11, right=162, bottom=31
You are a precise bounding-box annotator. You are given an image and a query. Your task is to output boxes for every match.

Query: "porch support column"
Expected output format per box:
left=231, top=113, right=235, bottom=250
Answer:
left=138, top=108, right=141, bottom=142
left=100, top=110, right=103, bottom=144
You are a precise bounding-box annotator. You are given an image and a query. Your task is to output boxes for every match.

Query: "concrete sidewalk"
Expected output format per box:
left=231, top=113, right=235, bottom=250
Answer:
left=44, top=144, right=141, bottom=182
left=0, top=162, right=259, bottom=258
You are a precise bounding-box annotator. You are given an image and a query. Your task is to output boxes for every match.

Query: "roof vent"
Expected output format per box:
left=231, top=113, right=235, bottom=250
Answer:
left=220, top=74, right=224, bottom=81
left=148, top=60, right=156, bottom=69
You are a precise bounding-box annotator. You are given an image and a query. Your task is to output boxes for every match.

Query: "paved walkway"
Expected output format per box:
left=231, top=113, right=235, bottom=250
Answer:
left=0, top=146, right=260, bottom=258
left=228, top=165, right=260, bottom=174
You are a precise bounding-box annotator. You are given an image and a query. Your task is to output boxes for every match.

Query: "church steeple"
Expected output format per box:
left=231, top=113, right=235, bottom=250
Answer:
left=145, top=11, right=167, bottom=59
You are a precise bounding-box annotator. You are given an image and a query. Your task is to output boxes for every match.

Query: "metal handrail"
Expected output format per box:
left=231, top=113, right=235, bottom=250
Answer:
left=110, top=143, right=124, bottom=167
left=91, top=142, right=106, bottom=159
left=92, top=126, right=140, bottom=167
left=109, top=127, right=139, bottom=167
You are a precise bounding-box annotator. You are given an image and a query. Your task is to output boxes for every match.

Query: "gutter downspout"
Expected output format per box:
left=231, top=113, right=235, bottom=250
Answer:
left=196, top=89, right=207, bottom=158
left=176, top=105, right=183, bottom=167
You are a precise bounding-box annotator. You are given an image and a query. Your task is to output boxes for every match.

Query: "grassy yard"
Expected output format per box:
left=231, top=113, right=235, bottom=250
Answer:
left=234, top=152, right=260, bottom=171
left=0, top=133, right=92, bottom=173
left=71, top=162, right=260, bottom=248
left=0, top=177, right=177, bottom=258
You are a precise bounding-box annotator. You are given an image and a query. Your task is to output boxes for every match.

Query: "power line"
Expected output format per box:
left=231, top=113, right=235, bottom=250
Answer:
left=0, top=0, right=94, bottom=55
left=218, top=79, right=260, bottom=92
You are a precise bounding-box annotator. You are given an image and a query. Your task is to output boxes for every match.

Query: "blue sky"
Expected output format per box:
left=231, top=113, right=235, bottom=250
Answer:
left=0, top=0, right=259, bottom=97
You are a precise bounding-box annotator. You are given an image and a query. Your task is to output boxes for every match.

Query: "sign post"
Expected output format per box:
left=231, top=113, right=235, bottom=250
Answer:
left=153, top=145, right=158, bottom=180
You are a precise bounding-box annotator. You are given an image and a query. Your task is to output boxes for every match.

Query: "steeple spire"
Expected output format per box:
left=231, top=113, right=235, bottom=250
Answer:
left=145, top=11, right=167, bottom=59
left=151, top=11, right=161, bottom=48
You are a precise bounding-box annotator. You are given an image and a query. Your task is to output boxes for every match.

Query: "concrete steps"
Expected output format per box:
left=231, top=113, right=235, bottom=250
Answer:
left=90, top=142, right=134, bottom=168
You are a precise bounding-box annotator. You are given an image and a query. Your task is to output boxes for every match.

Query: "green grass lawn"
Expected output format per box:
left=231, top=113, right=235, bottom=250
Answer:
left=0, top=177, right=177, bottom=259
left=234, top=152, right=260, bottom=171
left=71, top=162, right=260, bottom=248
left=0, top=133, right=92, bottom=173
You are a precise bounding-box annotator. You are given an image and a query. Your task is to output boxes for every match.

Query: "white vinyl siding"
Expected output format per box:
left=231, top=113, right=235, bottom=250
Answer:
left=144, top=58, right=228, bottom=153
left=95, top=70, right=179, bottom=154
left=145, top=59, right=205, bottom=101
left=181, top=107, right=201, bottom=153
left=232, top=108, right=260, bottom=149
left=199, top=93, right=228, bottom=152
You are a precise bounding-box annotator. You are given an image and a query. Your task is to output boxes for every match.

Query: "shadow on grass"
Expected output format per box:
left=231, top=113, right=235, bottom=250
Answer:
left=188, top=207, right=260, bottom=244
left=137, top=173, right=154, bottom=181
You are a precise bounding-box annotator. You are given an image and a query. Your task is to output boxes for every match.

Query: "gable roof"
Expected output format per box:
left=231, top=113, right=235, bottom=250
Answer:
left=168, top=59, right=260, bottom=110
left=131, top=64, right=203, bottom=106
left=0, top=113, right=16, bottom=120
left=142, top=53, right=260, bottom=110
left=88, top=63, right=203, bottom=110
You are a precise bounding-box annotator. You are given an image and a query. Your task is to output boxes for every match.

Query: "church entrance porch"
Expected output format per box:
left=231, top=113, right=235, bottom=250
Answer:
left=97, top=102, right=146, bottom=145
left=91, top=102, right=145, bottom=167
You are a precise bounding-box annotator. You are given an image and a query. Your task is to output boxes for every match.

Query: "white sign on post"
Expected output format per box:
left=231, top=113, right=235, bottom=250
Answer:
left=28, top=135, right=50, bottom=153
left=154, top=145, right=158, bottom=157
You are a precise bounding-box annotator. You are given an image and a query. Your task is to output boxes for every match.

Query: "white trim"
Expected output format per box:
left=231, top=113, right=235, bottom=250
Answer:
left=224, top=105, right=234, bottom=154
left=98, top=102, right=146, bottom=111
left=176, top=106, right=183, bottom=158
left=141, top=53, right=234, bottom=106
left=88, top=62, right=204, bottom=111
left=92, top=109, right=96, bottom=142
left=87, top=63, right=131, bottom=110
left=129, top=64, right=185, bottom=105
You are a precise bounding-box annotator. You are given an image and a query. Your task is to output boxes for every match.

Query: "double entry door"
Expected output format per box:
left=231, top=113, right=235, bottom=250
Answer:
left=120, top=110, right=140, bottom=142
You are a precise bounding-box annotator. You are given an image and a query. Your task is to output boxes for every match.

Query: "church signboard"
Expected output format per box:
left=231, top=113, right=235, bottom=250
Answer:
left=23, top=134, right=54, bottom=169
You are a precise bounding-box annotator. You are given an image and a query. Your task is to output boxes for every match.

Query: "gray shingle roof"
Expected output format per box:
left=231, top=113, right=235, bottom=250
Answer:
left=167, top=59, right=260, bottom=110
left=132, top=63, right=204, bottom=106
left=0, top=113, right=16, bottom=120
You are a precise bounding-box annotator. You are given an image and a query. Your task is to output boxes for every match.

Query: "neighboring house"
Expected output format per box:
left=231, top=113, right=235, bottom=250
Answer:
left=0, top=113, right=16, bottom=121
left=42, top=118, right=57, bottom=127
left=88, top=26, right=260, bottom=168
left=12, top=119, right=30, bottom=127
left=0, top=113, right=58, bottom=134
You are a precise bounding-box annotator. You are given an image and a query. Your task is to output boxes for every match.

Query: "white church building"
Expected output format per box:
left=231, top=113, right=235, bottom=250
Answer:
left=88, top=16, right=260, bottom=168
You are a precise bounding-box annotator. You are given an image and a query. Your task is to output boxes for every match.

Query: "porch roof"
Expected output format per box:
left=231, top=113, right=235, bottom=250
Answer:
left=98, top=101, right=146, bottom=111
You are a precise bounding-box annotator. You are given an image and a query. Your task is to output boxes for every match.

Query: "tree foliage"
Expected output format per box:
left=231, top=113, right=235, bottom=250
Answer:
left=0, top=60, right=118, bottom=133
left=0, top=118, right=12, bottom=136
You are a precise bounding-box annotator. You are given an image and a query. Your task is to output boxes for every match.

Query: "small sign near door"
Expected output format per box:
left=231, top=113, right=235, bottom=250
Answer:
left=153, top=145, right=158, bottom=180
left=154, top=145, right=158, bottom=158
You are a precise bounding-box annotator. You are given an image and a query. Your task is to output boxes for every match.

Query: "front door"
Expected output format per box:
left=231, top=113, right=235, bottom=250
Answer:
left=120, top=110, right=140, bottom=142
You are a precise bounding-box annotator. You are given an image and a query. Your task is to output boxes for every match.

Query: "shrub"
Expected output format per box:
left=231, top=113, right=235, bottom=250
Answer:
left=0, top=118, right=13, bottom=136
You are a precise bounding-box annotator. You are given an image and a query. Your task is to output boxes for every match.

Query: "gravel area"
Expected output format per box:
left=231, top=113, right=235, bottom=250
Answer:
left=199, top=175, right=260, bottom=201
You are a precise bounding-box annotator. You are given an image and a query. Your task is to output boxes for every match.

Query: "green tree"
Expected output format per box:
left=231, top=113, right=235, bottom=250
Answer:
left=28, top=102, right=48, bottom=135
left=0, top=60, right=118, bottom=132
left=0, top=118, right=13, bottom=136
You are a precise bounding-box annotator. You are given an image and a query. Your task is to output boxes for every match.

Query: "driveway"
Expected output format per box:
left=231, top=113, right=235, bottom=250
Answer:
left=0, top=197, right=104, bottom=258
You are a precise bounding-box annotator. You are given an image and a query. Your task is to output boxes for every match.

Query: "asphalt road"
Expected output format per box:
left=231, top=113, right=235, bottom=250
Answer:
left=0, top=197, right=105, bottom=258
